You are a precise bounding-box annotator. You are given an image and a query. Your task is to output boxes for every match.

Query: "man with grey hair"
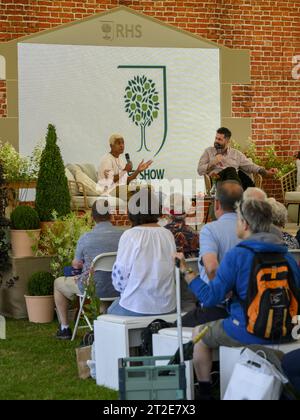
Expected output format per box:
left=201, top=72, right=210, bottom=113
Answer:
left=243, top=187, right=267, bottom=201
left=176, top=198, right=300, bottom=399
left=98, top=133, right=152, bottom=194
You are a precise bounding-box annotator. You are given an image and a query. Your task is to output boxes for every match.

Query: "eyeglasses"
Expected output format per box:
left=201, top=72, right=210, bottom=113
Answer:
left=238, top=200, right=249, bottom=225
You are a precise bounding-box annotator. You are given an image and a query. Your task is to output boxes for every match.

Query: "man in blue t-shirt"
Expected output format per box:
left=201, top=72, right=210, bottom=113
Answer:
left=176, top=198, right=300, bottom=399
left=54, top=201, right=123, bottom=340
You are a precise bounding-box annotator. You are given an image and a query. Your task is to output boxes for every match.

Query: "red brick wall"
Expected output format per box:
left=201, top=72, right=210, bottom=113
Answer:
left=1, top=0, right=299, bottom=196
left=0, top=81, right=7, bottom=117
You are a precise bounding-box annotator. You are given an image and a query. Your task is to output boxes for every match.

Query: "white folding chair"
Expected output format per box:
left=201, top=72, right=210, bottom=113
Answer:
left=71, top=252, right=117, bottom=341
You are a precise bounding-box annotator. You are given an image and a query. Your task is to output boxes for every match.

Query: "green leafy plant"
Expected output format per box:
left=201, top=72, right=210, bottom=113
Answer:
left=10, top=205, right=40, bottom=230
left=27, top=271, right=55, bottom=296
left=0, top=162, right=10, bottom=274
left=0, top=140, right=44, bottom=182
left=35, top=124, right=71, bottom=222
left=230, top=138, right=295, bottom=178
left=82, top=271, right=101, bottom=322
left=124, top=75, right=160, bottom=152
left=36, top=211, right=92, bottom=278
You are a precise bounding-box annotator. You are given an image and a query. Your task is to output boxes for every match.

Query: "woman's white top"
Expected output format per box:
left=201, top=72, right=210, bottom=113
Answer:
left=112, top=226, right=177, bottom=314
left=297, top=159, right=300, bottom=187
left=97, top=153, right=128, bottom=194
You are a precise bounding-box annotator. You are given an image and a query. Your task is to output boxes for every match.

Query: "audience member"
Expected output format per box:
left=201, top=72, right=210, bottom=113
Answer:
left=180, top=180, right=243, bottom=327
left=282, top=349, right=300, bottom=395
left=267, top=198, right=299, bottom=249
left=54, top=201, right=123, bottom=340
left=164, top=193, right=199, bottom=258
left=108, top=189, right=176, bottom=316
left=176, top=198, right=300, bottom=400
left=243, top=187, right=267, bottom=201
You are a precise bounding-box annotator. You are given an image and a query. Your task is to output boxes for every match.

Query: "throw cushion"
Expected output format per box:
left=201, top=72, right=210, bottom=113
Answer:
left=77, top=164, right=98, bottom=182
left=74, top=169, right=101, bottom=196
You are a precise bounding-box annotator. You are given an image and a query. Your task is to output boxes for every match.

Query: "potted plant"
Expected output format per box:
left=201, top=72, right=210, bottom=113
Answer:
left=10, top=205, right=41, bottom=257
left=35, top=124, right=71, bottom=226
left=24, top=271, right=55, bottom=323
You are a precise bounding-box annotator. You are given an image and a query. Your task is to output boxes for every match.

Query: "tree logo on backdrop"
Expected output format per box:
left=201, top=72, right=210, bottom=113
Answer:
left=124, top=75, right=160, bottom=152
left=118, top=65, right=168, bottom=156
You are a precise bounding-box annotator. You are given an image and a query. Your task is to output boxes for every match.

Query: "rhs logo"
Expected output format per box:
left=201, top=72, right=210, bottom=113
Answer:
left=118, top=65, right=168, bottom=156
left=124, top=75, right=159, bottom=152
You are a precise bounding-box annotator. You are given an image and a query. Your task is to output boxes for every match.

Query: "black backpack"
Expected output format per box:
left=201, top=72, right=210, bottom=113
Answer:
left=238, top=244, right=300, bottom=340
left=140, top=319, right=173, bottom=356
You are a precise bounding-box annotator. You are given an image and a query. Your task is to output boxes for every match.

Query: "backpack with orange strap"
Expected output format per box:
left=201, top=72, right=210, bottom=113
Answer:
left=239, top=245, right=300, bottom=340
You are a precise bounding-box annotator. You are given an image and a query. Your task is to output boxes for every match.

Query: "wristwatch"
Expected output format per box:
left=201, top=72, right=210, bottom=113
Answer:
left=181, top=267, right=194, bottom=275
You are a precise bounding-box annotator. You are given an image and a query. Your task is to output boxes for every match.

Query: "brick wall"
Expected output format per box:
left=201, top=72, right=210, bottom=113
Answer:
left=0, top=81, right=7, bottom=117
left=1, top=0, right=299, bottom=195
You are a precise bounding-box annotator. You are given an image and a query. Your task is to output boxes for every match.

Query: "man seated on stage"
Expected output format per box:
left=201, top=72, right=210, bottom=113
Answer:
left=197, top=127, right=278, bottom=190
left=98, top=133, right=152, bottom=195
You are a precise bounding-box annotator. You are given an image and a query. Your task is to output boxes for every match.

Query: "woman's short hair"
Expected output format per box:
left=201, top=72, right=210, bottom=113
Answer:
left=267, top=197, right=288, bottom=228
left=238, top=198, right=273, bottom=233
left=128, top=188, right=160, bottom=227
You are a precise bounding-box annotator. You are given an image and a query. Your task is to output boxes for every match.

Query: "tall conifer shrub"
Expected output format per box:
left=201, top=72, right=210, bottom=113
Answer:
left=35, top=124, right=71, bottom=221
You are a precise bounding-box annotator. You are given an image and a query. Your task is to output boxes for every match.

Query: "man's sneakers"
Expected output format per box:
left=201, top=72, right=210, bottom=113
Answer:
left=56, top=326, right=72, bottom=340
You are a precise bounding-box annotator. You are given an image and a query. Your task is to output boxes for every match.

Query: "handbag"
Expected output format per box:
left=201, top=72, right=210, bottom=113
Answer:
left=224, top=348, right=288, bottom=400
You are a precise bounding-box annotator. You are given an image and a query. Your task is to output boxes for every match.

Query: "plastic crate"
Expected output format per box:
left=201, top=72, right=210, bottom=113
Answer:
left=119, top=355, right=186, bottom=400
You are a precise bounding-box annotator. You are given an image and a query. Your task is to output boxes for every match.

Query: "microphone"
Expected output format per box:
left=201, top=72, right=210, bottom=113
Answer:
left=125, top=153, right=131, bottom=163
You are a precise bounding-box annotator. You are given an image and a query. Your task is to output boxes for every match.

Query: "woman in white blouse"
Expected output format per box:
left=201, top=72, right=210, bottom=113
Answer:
left=108, top=189, right=176, bottom=316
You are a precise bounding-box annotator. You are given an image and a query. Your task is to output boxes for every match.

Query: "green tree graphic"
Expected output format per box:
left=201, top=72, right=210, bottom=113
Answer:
left=124, top=75, right=160, bottom=152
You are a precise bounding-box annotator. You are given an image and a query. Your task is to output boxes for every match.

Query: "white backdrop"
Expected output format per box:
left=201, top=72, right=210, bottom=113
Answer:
left=18, top=44, right=220, bottom=184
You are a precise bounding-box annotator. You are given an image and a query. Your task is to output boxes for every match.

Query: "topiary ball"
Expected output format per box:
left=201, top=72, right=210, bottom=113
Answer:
left=10, top=205, right=40, bottom=230
left=27, top=271, right=55, bottom=296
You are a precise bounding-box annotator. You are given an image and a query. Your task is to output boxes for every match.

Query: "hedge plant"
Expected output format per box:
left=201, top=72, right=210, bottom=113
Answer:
left=10, top=205, right=40, bottom=230
left=0, top=162, right=10, bottom=274
left=27, top=271, right=55, bottom=296
left=35, top=124, right=71, bottom=222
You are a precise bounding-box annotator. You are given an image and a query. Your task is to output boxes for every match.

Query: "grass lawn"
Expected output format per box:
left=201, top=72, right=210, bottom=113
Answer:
left=0, top=318, right=118, bottom=400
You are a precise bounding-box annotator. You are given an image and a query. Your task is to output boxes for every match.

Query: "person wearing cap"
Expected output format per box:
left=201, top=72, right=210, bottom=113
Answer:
left=97, top=134, right=152, bottom=194
left=164, top=193, right=199, bottom=259
left=54, top=201, right=123, bottom=340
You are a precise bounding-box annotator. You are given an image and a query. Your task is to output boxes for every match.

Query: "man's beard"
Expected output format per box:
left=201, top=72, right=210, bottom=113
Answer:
left=214, top=142, right=225, bottom=151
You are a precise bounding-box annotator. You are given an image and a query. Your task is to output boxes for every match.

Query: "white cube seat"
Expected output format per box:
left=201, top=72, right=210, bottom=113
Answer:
left=94, top=313, right=177, bottom=390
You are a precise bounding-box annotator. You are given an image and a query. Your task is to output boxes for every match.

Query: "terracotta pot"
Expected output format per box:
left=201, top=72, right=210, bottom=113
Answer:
left=10, top=229, right=41, bottom=258
left=24, top=295, right=54, bottom=323
left=40, top=221, right=56, bottom=234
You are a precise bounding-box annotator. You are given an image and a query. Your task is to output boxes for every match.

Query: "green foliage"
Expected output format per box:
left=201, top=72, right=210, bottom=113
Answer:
left=36, top=211, right=92, bottom=278
left=0, top=162, right=10, bottom=273
left=10, top=205, right=40, bottom=230
left=0, top=140, right=44, bottom=182
left=82, top=271, right=101, bottom=322
left=230, top=138, right=295, bottom=178
left=27, top=271, right=55, bottom=296
left=35, top=124, right=71, bottom=222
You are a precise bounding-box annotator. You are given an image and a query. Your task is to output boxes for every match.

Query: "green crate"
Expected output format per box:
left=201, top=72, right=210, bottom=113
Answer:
left=119, top=355, right=186, bottom=400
